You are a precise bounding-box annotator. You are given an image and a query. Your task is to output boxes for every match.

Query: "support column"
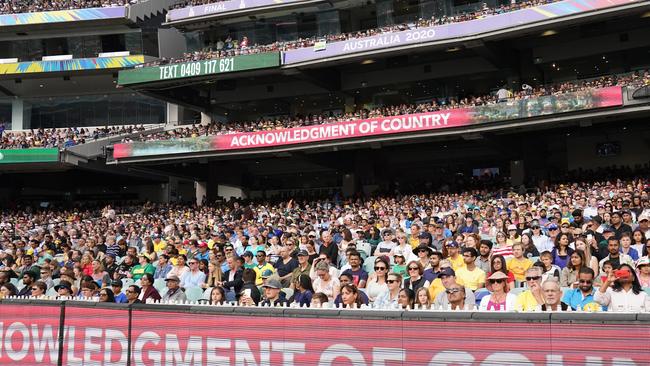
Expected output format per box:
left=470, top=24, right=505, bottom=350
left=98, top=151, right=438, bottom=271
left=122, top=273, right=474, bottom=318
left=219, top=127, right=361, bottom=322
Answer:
left=200, top=112, right=212, bottom=125
left=166, top=103, right=184, bottom=126
left=11, top=98, right=25, bottom=130
left=195, top=181, right=206, bottom=206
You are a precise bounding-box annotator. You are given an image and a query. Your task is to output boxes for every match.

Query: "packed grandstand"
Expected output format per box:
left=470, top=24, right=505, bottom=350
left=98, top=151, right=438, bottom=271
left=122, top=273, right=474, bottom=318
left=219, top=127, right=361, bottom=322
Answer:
left=0, top=0, right=650, bottom=319
left=1, top=172, right=649, bottom=312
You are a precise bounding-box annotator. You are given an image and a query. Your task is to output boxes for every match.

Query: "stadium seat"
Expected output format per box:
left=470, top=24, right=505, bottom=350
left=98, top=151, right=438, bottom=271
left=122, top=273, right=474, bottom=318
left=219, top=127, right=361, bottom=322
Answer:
left=529, top=256, right=539, bottom=264
left=509, top=287, right=525, bottom=296
left=10, top=278, right=19, bottom=287
left=122, top=278, right=135, bottom=289
left=364, top=256, right=376, bottom=274
left=474, top=289, right=490, bottom=307
left=282, top=288, right=294, bottom=299
left=46, top=288, right=57, bottom=297
left=52, top=278, right=60, bottom=286
left=202, top=288, right=212, bottom=300
left=153, top=278, right=167, bottom=292
left=185, top=287, right=204, bottom=302
left=644, top=288, right=650, bottom=296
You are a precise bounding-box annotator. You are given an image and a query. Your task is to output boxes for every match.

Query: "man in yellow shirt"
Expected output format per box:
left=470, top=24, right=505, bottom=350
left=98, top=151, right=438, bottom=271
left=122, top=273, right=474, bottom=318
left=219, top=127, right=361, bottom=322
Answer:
left=253, top=251, right=275, bottom=285
left=507, top=243, right=532, bottom=282
left=455, top=248, right=486, bottom=291
left=445, top=241, right=465, bottom=271
left=153, top=235, right=167, bottom=254
left=514, top=267, right=545, bottom=311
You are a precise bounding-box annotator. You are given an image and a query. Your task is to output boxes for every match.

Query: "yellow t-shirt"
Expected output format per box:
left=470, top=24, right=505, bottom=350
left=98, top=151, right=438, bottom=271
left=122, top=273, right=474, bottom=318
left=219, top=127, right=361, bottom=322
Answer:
left=515, top=290, right=541, bottom=312
left=253, top=263, right=275, bottom=285
left=428, top=278, right=445, bottom=300
left=153, top=239, right=167, bottom=253
left=449, top=255, right=466, bottom=271
left=507, top=257, right=533, bottom=281
left=409, top=236, right=420, bottom=249
left=455, top=267, right=486, bottom=291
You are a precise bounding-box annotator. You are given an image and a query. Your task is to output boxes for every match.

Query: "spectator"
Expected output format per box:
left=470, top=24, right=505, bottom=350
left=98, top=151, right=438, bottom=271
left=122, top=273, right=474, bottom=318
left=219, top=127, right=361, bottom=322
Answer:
left=365, top=256, right=389, bottom=302
left=595, top=263, right=647, bottom=311
left=99, top=288, right=116, bottom=303
left=180, top=258, right=207, bottom=289
left=162, top=275, right=187, bottom=303
left=433, top=267, right=475, bottom=308
left=561, top=267, right=604, bottom=311
left=403, top=261, right=430, bottom=292
left=126, top=285, right=141, bottom=304
left=30, top=280, right=47, bottom=298
left=560, top=249, right=586, bottom=287
left=598, top=238, right=634, bottom=275
left=514, top=267, right=545, bottom=311
left=312, top=260, right=339, bottom=302
left=539, top=251, right=561, bottom=282
left=340, top=284, right=365, bottom=308
left=153, top=254, right=173, bottom=280
left=480, top=272, right=517, bottom=311
left=111, top=279, right=128, bottom=303
left=540, top=279, right=569, bottom=311
left=375, top=272, right=402, bottom=308
left=415, top=287, right=433, bottom=309
left=476, top=240, right=492, bottom=273
left=455, top=247, right=486, bottom=291
left=398, top=288, right=415, bottom=310
left=274, top=246, right=298, bottom=287
left=487, top=255, right=515, bottom=290
left=310, top=292, right=329, bottom=308
left=0, top=283, right=18, bottom=298
left=291, top=274, right=314, bottom=307
left=18, top=271, right=35, bottom=296
left=260, top=278, right=288, bottom=307
left=637, top=257, right=650, bottom=288
left=253, top=251, right=274, bottom=286
left=54, top=280, right=73, bottom=298
left=208, top=287, right=226, bottom=305
left=341, top=250, right=368, bottom=288
left=507, top=243, right=533, bottom=282
left=131, top=254, right=155, bottom=281
left=239, top=268, right=261, bottom=306
left=138, top=273, right=161, bottom=303
left=219, top=256, right=243, bottom=300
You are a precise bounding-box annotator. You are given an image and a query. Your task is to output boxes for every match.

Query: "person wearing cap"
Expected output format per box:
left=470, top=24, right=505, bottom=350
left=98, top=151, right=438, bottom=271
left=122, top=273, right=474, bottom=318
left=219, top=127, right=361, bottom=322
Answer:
left=130, top=254, right=155, bottom=281
left=479, top=272, right=517, bottom=311
left=444, top=240, right=465, bottom=271
left=635, top=257, right=650, bottom=288
left=432, top=266, right=475, bottom=309
left=194, top=242, right=210, bottom=262
left=290, top=250, right=312, bottom=289
left=162, top=275, right=187, bottom=303
left=54, top=280, right=73, bottom=298
left=110, top=279, right=128, bottom=303
left=455, top=247, right=486, bottom=291
left=260, top=278, right=288, bottom=306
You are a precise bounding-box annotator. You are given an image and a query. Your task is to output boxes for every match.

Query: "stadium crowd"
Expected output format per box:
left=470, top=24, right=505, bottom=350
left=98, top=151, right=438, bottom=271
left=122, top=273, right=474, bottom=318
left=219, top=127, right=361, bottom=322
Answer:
left=122, top=70, right=650, bottom=143
left=0, top=0, right=138, bottom=14
left=0, top=125, right=148, bottom=150
left=1, top=172, right=649, bottom=311
left=158, top=0, right=561, bottom=66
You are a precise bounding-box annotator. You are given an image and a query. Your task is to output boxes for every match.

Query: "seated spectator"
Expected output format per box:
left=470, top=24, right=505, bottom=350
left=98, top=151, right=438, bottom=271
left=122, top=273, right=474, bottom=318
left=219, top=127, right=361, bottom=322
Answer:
left=433, top=267, right=476, bottom=309
left=479, top=272, right=517, bottom=311
left=540, top=279, right=569, bottom=311
left=507, top=243, right=533, bottom=283
left=561, top=267, right=604, bottom=311
left=636, top=257, right=650, bottom=288
left=110, top=279, right=128, bottom=303
left=162, top=275, right=187, bottom=303
left=403, top=261, right=430, bottom=292
left=455, top=247, right=486, bottom=291
left=310, top=292, right=329, bottom=308
left=291, top=274, right=314, bottom=307
left=365, top=256, right=389, bottom=302
left=126, top=285, right=141, bottom=304
left=514, top=267, right=545, bottom=311
left=99, top=288, right=116, bottom=303
left=398, top=288, right=415, bottom=310
left=339, top=284, right=365, bottom=308
left=486, top=255, right=515, bottom=290
left=415, top=287, right=433, bottom=309
left=374, top=272, right=402, bottom=308
left=560, top=249, right=587, bottom=287
left=208, top=286, right=226, bottom=305
left=30, top=280, right=47, bottom=298
left=445, top=284, right=469, bottom=310
left=139, top=273, right=161, bottom=303
left=180, top=258, right=207, bottom=288
left=239, top=268, right=261, bottom=306
left=539, top=251, right=561, bottom=282
left=595, top=264, right=647, bottom=311
left=261, top=278, right=288, bottom=306
left=312, top=260, right=340, bottom=302
left=54, top=280, right=73, bottom=298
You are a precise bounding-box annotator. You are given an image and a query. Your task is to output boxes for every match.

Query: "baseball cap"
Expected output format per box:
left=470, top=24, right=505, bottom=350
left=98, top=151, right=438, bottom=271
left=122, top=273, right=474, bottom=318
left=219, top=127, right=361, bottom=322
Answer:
left=297, top=250, right=309, bottom=257
left=198, top=242, right=208, bottom=248
left=110, top=279, right=123, bottom=287
left=263, top=278, right=282, bottom=289
left=261, top=269, right=274, bottom=278
left=241, top=251, right=253, bottom=258
left=548, top=223, right=559, bottom=230
left=507, top=224, right=517, bottom=231
left=165, top=275, right=181, bottom=282
left=438, top=267, right=456, bottom=278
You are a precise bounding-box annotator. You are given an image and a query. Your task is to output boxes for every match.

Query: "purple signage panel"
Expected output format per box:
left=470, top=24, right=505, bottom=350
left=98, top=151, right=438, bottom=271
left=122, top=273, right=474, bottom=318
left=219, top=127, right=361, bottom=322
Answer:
left=283, top=0, right=639, bottom=64
left=168, top=0, right=314, bottom=22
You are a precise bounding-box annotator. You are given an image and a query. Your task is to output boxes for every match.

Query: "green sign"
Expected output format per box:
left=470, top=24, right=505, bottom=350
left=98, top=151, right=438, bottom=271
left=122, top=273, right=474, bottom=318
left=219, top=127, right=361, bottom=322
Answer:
left=118, top=52, right=281, bottom=86
left=0, top=148, right=59, bottom=164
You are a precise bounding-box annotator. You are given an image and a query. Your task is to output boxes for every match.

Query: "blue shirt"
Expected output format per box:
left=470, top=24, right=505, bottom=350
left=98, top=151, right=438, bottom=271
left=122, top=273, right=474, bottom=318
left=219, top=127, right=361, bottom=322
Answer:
left=115, top=292, right=128, bottom=304
left=561, top=287, right=606, bottom=311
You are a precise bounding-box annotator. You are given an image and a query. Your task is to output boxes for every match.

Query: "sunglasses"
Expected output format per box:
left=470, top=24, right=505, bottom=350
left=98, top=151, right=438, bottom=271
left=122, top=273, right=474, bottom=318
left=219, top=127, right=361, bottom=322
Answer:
left=488, top=279, right=504, bottom=284
left=387, top=279, right=398, bottom=284
left=408, top=267, right=419, bottom=271
left=100, top=293, right=108, bottom=296
left=578, top=279, right=593, bottom=284
left=189, top=262, right=198, bottom=265
left=525, top=276, right=542, bottom=281
left=532, top=226, right=540, bottom=230
left=31, top=287, right=39, bottom=291
left=125, top=290, right=134, bottom=293
left=446, top=288, right=462, bottom=294
left=374, top=266, right=387, bottom=271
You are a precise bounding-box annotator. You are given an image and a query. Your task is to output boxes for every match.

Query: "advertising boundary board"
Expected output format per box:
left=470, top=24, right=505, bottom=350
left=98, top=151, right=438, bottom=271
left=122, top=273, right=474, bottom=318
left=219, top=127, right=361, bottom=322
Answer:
left=113, top=86, right=623, bottom=159
left=0, top=148, right=59, bottom=164
left=0, top=300, right=649, bottom=365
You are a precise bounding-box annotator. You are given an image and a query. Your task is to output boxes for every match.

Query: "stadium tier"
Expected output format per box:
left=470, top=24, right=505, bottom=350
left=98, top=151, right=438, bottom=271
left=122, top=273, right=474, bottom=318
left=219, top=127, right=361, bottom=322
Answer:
left=1, top=0, right=650, bottom=363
